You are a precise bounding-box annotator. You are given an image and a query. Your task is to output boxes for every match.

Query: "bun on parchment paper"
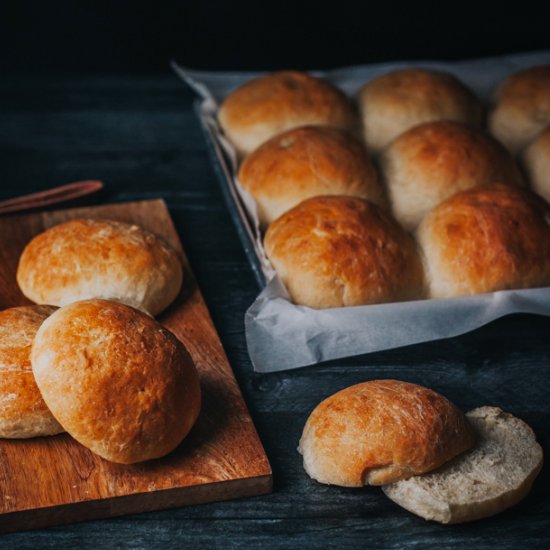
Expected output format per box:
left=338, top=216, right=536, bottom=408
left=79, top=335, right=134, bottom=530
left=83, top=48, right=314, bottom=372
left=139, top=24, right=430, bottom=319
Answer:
left=238, top=125, right=384, bottom=227
left=298, top=380, right=475, bottom=487
left=522, top=125, right=550, bottom=204
left=416, top=183, right=550, bottom=298
left=17, top=218, right=183, bottom=316
left=380, top=120, right=523, bottom=231
left=31, top=299, right=201, bottom=464
left=489, top=65, right=550, bottom=155
left=264, top=196, right=425, bottom=309
left=358, top=68, right=482, bottom=154
left=0, top=305, right=63, bottom=439
left=218, top=71, right=357, bottom=157
left=383, top=407, right=544, bottom=524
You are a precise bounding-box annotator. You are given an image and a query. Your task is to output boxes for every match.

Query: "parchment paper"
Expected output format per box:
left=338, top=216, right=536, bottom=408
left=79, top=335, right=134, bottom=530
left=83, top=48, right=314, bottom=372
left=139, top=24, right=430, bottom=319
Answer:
left=174, top=51, right=550, bottom=372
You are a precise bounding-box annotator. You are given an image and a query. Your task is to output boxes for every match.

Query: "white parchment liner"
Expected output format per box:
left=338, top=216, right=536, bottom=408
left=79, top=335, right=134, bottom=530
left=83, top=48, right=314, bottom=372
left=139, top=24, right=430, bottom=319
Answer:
left=174, top=51, right=550, bottom=372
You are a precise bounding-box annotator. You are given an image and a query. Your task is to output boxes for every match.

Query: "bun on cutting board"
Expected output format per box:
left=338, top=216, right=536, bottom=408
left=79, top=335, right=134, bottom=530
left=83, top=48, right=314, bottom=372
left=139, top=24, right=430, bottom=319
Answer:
left=358, top=68, right=482, bottom=154
left=238, top=125, right=384, bottom=227
left=31, top=299, right=201, bottom=464
left=383, top=407, right=544, bottom=524
left=380, top=120, right=523, bottom=231
left=417, top=183, right=550, bottom=298
left=17, top=218, right=183, bottom=316
left=489, top=65, right=550, bottom=154
left=0, top=305, right=63, bottom=438
left=218, top=71, right=357, bottom=157
left=298, top=380, right=475, bottom=487
left=264, top=196, right=425, bottom=309
left=522, top=125, right=550, bottom=203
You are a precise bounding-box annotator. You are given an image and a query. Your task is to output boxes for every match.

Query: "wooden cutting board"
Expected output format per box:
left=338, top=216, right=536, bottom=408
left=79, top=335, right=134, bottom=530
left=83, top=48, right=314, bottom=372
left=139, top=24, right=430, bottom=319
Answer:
left=0, top=199, right=272, bottom=533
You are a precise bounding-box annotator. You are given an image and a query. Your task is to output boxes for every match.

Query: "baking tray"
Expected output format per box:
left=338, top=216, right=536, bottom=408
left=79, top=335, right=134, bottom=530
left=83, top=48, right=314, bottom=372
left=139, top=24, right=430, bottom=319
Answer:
left=175, top=53, right=550, bottom=372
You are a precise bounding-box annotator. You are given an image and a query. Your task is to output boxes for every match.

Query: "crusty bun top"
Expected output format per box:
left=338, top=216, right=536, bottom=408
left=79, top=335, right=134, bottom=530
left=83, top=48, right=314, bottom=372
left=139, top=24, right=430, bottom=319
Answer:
left=218, top=71, right=357, bottom=157
left=489, top=65, right=550, bottom=154
left=358, top=68, right=482, bottom=153
left=31, top=299, right=201, bottom=464
left=380, top=120, right=523, bottom=231
left=264, top=196, right=425, bottom=309
left=17, top=218, right=183, bottom=316
left=298, top=379, right=475, bottom=487
left=0, top=305, right=63, bottom=439
left=238, top=125, right=385, bottom=227
left=417, top=183, right=550, bottom=298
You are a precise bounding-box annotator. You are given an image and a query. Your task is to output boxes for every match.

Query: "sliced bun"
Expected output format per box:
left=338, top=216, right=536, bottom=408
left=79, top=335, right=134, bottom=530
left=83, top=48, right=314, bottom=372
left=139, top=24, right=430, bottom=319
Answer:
left=489, top=65, right=550, bottom=154
left=383, top=407, right=544, bottom=524
left=0, top=305, right=63, bottom=438
left=264, top=196, right=424, bottom=309
left=31, top=299, right=201, bottom=464
left=380, top=120, right=523, bottom=231
left=298, top=380, right=475, bottom=487
left=522, top=125, right=550, bottom=203
left=238, top=125, right=385, bottom=227
left=358, top=68, right=482, bottom=154
left=218, top=71, right=357, bottom=157
left=17, top=218, right=183, bottom=316
left=417, top=183, right=550, bottom=298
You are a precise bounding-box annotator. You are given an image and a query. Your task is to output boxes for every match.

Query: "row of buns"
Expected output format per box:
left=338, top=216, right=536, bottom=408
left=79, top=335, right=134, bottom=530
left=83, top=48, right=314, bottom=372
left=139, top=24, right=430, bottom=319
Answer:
left=216, top=65, right=550, bottom=309
left=1, top=219, right=201, bottom=465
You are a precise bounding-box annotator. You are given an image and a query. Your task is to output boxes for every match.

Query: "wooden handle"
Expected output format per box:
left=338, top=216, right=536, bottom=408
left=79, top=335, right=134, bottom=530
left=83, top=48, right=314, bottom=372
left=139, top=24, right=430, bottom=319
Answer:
left=0, top=180, right=104, bottom=215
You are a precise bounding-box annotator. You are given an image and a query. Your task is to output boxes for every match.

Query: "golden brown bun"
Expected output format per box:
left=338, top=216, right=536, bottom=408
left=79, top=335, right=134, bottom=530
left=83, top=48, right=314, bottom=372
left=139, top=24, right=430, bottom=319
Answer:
left=380, top=120, right=524, bottom=231
left=0, top=305, right=63, bottom=438
left=298, top=380, right=475, bottom=487
left=264, top=196, right=425, bottom=309
left=358, top=68, right=483, bottom=154
left=17, top=219, right=183, bottom=316
left=417, top=183, right=550, bottom=298
left=218, top=71, right=357, bottom=157
left=238, top=126, right=385, bottom=227
left=31, top=299, right=201, bottom=464
left=489, top=65, right=550, bottom=154
left=522, top=125, right=550, bottom=203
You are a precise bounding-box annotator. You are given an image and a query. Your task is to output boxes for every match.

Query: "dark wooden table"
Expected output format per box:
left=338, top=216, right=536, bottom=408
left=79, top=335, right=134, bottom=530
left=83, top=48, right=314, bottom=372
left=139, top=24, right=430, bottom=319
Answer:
left=1, top=74, right=549, bottom=549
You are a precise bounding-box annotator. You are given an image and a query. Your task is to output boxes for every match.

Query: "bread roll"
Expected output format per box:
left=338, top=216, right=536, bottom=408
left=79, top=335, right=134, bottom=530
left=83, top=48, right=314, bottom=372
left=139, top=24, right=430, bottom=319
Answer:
left=489, top=65, right=550, bottom=154
left=522, top=125, right=550, bottom=203
left=0, top=305, right=63, bottom=438
left=298, top=380, right=475, bottom=487
left=264, top=196, right=424, bottom=309
left=383, top=407, right=543, bottom=524
left=218, top=71, right=357, bottom=157
left=380, top=120, right=523, bottom=231
left=358, top=68, right=482, bottom=154
left=238, top=126, right=384, bottom=227
left=31, top=299, right=201, bottom=464
left=417, top=183, right=550, bottom=298
left=17, top=218, right=183, bottom=316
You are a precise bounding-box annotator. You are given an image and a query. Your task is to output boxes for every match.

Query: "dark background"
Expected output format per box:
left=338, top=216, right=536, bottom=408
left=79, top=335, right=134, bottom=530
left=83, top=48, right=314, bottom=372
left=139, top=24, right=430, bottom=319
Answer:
left=1, top=1, right=548, bottom=73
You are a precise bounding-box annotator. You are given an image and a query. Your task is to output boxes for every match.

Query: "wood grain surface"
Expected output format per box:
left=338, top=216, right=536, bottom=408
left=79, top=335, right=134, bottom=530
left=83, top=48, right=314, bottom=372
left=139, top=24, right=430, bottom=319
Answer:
left=0, top=199, right=272, bottom=533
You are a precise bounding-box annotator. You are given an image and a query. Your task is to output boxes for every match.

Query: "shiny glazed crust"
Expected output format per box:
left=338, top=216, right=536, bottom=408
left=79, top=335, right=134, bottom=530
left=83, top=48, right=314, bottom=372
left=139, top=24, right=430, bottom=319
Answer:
left=31, top=299, right=201, bottom=464
left=0, top=305, right=63, bottom=438
left=264, top=196, right=425, bottom=309
left=298, top=379, right=475, bottom=487
left=238, top=126, right=385, bottom=227
left=489, top=65, right=550, bottom=154
left=358, top=68, right=482, bottom=153
left=17, top=218, right=183, bottom=316
left=218, top=71, right=357, bottom=157
left=417, top=183, right=550, bottom=298
left=380, top=120, right=523, bottom=231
